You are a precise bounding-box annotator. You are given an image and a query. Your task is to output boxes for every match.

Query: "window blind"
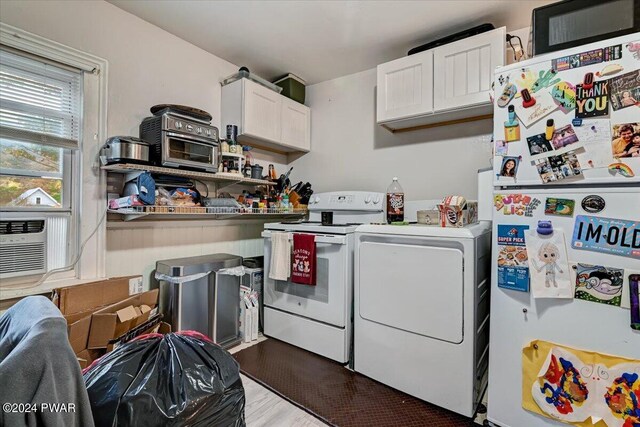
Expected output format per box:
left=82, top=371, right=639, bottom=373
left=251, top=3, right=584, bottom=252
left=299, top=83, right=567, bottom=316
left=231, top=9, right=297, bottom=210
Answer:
left=0, top=48, right=82, bottom=150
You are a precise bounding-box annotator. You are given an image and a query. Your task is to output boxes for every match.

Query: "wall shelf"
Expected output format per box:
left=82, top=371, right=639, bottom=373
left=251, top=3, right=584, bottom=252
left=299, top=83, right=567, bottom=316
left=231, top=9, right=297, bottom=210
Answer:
left=220, top=152, right=245, bottom=159
left=101, top=163, right=274, bottom=186
left=108, top=206, right=307, bottom=222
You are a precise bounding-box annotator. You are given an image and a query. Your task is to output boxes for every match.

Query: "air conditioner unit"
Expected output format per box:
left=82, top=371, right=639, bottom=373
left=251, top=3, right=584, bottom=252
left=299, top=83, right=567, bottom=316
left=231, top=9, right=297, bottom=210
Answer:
left=0, top=219, right=47, bottom=279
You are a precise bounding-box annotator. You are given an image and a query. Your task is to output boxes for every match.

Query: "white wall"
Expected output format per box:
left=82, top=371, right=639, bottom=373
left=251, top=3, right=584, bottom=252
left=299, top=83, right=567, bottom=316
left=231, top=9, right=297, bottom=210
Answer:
left=0, top=0, right=284, bottom=285
left=290, top=68, right=493, bottom=200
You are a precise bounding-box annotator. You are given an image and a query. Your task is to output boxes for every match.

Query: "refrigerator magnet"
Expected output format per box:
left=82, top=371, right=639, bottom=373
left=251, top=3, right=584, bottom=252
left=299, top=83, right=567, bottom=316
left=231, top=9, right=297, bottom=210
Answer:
left=521, top=88, right=536, bottom=108
left=494, top=139, right=508, bottom=156
left=550, top=124, right=583, bottom=154
left=514, top=91, right=559, bottom=128
left=572, top=263, right=624, bottom=307
left=499, top=156, right=520, bottom=178
left=497, top=82, right=517, bottom=107
left=515, top=69, right=561, bottom=98
left=575, top=80, right=609, bottom=118
left=611, top=122, right=639, bottom=158
left=534, top=151, right=583, bottom=184
left=581, top=195, right=605, bottom=213
left=630, top=274, right=640, bottom=330
left=504, top=105, right=520, bottom=142
left=536, top=220, right=553, bottom=235
left=496, top=224, right=530, bottom=293
left=551, top=81, right=577, bottom=114
left=609, top=69, right=640, bottom=111
left=571, top=215, right=640, bottom=259
left=596, top=63, right=624, bottom=78
left=526, top=133, right=554, bottom=160
left=627, top=41, right=640, bottom=60
left=544, top=198, right=575, bottom=217
left=608, top=162, right=635, bottom=177
left=494, top=194, right=541, bottom=217
left=524, top=229, right=573, bottom=298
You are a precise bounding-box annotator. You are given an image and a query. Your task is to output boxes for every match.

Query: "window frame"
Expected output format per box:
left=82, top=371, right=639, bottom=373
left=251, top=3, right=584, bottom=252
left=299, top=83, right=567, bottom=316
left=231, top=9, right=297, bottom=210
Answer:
left=0, top=22, right=108, bottom=298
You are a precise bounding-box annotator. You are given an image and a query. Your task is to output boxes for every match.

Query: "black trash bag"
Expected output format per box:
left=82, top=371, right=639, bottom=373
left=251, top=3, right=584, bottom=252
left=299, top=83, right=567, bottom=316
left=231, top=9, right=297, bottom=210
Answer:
left=83, top=331, right=245, bottom=427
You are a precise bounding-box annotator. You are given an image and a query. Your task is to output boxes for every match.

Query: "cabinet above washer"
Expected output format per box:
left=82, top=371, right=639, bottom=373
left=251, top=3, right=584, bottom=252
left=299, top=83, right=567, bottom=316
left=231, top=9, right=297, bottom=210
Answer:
left=376, top=27, right=505, bottom=132
left=222, top=78, right=311, bottom=153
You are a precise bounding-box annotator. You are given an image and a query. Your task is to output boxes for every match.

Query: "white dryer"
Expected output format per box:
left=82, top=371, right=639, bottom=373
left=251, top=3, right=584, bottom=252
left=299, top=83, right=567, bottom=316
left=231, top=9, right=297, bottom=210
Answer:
left=354, top=222, right=491, bottom=418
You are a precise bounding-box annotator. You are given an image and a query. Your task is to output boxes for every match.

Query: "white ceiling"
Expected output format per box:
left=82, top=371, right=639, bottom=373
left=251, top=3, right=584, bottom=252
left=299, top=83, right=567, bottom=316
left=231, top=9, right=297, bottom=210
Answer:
left=109, top=0, right=555, bottom=85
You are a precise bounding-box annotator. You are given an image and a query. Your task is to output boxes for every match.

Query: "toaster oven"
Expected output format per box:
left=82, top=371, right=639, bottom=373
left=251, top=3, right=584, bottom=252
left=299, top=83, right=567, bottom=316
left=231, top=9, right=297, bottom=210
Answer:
left=140, top=112, right=219, bottom=172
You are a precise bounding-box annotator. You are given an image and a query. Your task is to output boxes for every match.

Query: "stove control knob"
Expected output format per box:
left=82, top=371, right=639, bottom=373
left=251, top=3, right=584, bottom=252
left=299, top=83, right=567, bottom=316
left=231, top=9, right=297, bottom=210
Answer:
left=205, top=129, right=212, bottom=137
left=196, top=127, right=203, bottom=134
left=314, top=196, right=320, bottom=204
left=174, top=121, right=183, bottom=130
left=365, top=195, right=372, bottom=204
left=373, top=196, right=380, bottom=204
left=186, top=124, right=193, bottom=132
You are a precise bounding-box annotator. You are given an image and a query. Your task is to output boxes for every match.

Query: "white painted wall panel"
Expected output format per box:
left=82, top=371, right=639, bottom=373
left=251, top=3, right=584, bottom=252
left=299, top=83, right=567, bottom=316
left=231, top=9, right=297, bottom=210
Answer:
left=0, top=1, right=284, bottom=286
left=290, top=68, right=492, bottom=201
left=106, top=223, right=265, bottom=288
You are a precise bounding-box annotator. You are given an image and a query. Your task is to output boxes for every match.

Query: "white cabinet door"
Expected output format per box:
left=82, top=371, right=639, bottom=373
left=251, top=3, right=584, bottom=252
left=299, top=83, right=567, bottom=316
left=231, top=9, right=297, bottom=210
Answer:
left=280, top=97, right=310, bottom=151
left=376, top=51, right=433, bottom=123
left=433, top=27, right=505, bottom=112
left=243, top=79, right=282, bottom=143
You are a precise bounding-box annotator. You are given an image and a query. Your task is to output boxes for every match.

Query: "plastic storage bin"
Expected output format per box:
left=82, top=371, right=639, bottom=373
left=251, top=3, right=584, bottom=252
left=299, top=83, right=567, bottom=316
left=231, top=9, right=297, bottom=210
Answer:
left=274, top=73, right=306, bottom=104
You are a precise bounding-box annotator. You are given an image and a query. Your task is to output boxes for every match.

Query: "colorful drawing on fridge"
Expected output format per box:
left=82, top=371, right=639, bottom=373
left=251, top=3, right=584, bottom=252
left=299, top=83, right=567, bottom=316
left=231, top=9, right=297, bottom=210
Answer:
left=522, top=340, right=640, bottom=427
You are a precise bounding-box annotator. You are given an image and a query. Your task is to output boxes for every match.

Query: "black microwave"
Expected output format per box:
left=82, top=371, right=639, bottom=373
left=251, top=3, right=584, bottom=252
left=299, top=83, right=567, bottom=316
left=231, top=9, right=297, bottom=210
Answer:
left=532, top=0, right=640, bottom=56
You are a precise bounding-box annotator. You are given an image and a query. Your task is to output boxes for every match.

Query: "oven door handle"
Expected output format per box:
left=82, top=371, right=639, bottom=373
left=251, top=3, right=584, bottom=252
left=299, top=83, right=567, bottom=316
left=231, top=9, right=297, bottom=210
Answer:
left=165, top=131, right=217, bottom=145
left=261, top=231, right=346, bottom=245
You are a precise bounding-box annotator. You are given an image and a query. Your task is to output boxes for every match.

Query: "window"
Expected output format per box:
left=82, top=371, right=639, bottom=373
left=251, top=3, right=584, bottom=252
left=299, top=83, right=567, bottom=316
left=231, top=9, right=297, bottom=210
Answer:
left=0, top=47, right=82, bottom=277
left=0, top=48, right=81, bottom=210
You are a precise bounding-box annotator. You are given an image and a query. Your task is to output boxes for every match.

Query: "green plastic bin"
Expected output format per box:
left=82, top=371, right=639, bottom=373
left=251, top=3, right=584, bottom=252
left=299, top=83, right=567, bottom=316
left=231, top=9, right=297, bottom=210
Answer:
left=274, top=74, right=306, bottom=104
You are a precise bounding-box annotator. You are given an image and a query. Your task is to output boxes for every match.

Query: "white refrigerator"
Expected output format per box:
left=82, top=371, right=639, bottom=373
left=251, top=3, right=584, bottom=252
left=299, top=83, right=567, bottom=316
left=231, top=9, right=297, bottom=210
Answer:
left=487, top=33, right=640, bottom=427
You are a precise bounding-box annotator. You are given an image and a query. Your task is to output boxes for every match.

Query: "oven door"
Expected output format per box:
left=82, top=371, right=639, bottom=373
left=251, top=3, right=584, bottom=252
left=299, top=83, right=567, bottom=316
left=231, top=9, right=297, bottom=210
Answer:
left=162, top=132, right=217, bottom=171
left=262, top=231, right=352, bottom=328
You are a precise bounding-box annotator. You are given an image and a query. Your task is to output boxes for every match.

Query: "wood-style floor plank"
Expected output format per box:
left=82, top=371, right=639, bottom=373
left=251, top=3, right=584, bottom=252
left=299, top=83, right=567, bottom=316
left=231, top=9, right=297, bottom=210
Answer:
left=242, top=374, right=327, bottom=427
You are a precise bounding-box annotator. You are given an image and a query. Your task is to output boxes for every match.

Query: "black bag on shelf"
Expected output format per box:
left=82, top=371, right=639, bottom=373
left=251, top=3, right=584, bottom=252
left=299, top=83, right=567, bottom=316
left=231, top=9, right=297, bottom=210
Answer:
left=83, top=331, right=245, bottom=427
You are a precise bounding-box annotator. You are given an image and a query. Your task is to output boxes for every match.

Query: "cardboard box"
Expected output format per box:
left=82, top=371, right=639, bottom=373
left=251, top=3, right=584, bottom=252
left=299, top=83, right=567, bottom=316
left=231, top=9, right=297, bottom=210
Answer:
left=76, top=348, right=104, bottom=369
left=87, top=289, right=159, bottom=349
left=437, top=196, right=478, bottom=228
left=53, top=276, right=142, bottom=315
left=53, top=276, right=143, bottom=354
left=65, top=312, right=93, bottom=354
left=417, top=209, right=440, bottom=225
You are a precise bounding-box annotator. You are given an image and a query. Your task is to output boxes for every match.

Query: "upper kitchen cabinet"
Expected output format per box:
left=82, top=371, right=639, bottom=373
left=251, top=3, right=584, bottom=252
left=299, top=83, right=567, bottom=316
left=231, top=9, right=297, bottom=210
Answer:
left=377, top=27, right=505, bottom=132
left=433, top=27, right=505, bottom=112
left=222, top=78, right=311, bottom=153
left=244, top=78, right=282, bottom=143
left=376, top=51, right=433, bottom=123
left=280, top=96, right=311, bottom=151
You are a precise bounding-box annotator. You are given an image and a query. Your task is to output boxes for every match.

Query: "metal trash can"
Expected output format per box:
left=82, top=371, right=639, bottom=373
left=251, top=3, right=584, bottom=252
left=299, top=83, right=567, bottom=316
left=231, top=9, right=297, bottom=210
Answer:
left=156, top=253, right=243, bottom=349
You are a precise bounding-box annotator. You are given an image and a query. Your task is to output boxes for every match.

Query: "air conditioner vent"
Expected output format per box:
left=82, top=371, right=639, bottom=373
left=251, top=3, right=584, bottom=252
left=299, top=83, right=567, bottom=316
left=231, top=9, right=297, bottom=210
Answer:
left=0, top=243, right=46, bottom=275
left=0, top=220, right=45, bottom=234
left=0, top=219, right=47, bottom=278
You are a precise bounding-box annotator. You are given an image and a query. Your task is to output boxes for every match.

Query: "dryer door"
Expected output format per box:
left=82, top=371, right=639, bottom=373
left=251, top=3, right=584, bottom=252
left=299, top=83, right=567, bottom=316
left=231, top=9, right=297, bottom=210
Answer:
left=358, top=240, right=464, bottom=343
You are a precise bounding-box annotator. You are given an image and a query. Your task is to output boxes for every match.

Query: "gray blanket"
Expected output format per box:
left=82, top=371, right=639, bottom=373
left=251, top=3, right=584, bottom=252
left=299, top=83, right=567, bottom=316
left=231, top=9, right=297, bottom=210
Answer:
left=0, top=296, right=94, bottom=427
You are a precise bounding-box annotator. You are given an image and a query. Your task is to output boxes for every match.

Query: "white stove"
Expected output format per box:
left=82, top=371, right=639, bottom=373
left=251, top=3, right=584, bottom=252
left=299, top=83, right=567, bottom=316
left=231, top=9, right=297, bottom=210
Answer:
left=261, top=191, right=385, bottom=363
left=265, top=221, right=362, bottom=234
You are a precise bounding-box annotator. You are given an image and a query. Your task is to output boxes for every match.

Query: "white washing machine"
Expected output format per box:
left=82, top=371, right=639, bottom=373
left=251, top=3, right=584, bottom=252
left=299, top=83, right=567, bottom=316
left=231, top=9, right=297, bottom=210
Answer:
left=354, top=222, right=491, bottom=417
